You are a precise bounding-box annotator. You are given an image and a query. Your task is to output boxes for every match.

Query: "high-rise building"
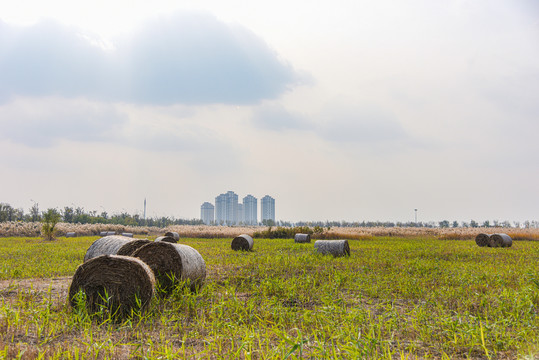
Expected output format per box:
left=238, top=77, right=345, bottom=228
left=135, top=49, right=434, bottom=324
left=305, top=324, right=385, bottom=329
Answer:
left=215, top=194, right=226, bottom=225
left=261, top=195, right=275, bottom=224
left=215, top=191, right=239, bottom=225
left=237, top=203, right=244, bottom=225
left=243, top=195, right=258, bottom=225
left=200, top=202, right=214, bottom=225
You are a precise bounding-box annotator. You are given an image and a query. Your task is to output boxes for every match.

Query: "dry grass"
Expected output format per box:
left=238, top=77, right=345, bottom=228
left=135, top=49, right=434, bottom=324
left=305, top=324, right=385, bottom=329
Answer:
left=1, top=222, right=539, bottom=241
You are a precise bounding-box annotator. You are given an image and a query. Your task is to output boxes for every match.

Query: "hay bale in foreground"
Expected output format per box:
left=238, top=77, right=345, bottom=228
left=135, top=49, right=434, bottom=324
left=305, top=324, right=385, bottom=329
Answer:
left=121, top=232, right=133, bottom=238
left=69, top=255, right=155, bottom=317
left=314, top=240, right=350, bottom=257
left=66, top=232, right=76, bottom=238
left=294, top=233, right=311, bottom=243
left=231, top=234, right=254, bottom=251
left=164, top=231, right=180, bottom=242
left=133, top=242, right=206, bottom=293
left=155, top=235, right=176, bottom=243
left=489, top=233, right=513, bottom=248
left=475, top=233, right=490, bottom=247
left=116, top=239, right=152, bottom=256
left=84, top=235, right=134, bottom=262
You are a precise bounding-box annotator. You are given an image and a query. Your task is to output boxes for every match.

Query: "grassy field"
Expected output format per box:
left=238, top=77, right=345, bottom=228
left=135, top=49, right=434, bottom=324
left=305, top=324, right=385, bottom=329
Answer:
left=1, top=236, right=539, bottom=359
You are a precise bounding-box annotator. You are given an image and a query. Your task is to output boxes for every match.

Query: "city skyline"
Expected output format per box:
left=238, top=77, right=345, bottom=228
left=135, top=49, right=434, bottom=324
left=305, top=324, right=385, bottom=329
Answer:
left=201, top=191, right=275, bottom=225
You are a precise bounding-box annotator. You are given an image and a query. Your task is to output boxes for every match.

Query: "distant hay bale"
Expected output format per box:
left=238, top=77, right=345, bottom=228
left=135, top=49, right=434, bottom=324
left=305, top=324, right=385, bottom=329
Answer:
left=133, top=242, right=206, bottom=293
left=294, top=233, right=311, bottom=243
left=475, top=233, right=490, bottom=247
left=121, top=232, right=133, bottom=238
left=155, top=235, right=177, bottom=243
left=231, top=234, right=254, bottom=251
left=164, top=231, right=180, bottom=242
left=489, top=233, right=513, bottom=248
left=99, top=231, right=108, bottom=236
left=66, top=232, right=76, bottom=238
left=84, top=235, right=134, bottom=262
left=106, top=231, right=116, bottom=236
left=116, top=239, right=152, bottom=256
left=314, top=240, right=350, bottom=257
left=68, top=255, right=155, bottom=317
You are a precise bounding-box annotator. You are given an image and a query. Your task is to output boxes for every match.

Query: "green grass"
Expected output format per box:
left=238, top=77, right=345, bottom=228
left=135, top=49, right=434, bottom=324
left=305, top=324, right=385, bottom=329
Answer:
left=1, top=236, right=539, bottom=358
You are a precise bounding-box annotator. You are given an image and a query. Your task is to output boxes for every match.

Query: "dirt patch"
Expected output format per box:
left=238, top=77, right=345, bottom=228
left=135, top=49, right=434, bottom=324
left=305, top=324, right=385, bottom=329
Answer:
left=0, top=277, right=71, bottom=301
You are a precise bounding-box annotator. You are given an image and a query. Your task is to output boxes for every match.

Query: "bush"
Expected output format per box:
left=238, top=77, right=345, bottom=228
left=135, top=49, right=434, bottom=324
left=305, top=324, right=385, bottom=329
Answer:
left=41, top=208, right=61, bottom=240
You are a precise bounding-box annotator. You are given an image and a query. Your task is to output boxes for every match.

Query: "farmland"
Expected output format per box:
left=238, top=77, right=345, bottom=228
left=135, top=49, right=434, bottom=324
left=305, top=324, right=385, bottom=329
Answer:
left=1, top=234, right=539, bottom=359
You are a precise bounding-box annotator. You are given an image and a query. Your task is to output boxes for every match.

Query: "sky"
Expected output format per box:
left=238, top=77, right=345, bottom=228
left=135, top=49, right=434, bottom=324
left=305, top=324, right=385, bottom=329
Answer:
left=0, top=0, right=538, bottom=223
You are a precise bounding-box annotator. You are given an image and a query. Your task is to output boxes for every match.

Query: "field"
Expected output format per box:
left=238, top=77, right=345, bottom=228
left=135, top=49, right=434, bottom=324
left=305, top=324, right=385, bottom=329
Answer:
left=1, top=235, right=539, bottom=359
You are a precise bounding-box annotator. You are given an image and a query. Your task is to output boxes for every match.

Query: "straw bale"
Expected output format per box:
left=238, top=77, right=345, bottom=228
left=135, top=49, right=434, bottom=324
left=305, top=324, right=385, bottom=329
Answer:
left=314, top=240, right=350, bottom=257
left=84, top=235, right=133, bottom=262
left=294, top=233, right=311, bottom=243
left=155, top=235, right=177, bottom=243
left=116, top=239, right=152, bottom=256
left=66, top=232, right=76, bottom=238
left=475, top=233, right=490, bottom=247
left=121, top=232, right=133, bottom=238
left=489, top=233, right=513, bottom=248
left=68, top=255, right=155, bottom=317
left=133, top=242, right=206, bottom=293
left=231, top=234, right=254, bottom=251
left=164, top=231, right=180, bottom=242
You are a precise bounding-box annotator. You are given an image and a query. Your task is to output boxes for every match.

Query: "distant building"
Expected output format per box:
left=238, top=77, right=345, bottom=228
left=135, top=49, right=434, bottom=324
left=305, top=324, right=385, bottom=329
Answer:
left=261, top=195, right=275, bottom=224
left=200, top=202, right=214, bottom=225
left=243, top=195, right=258, bottom=225
left=215, top=191, right=239, bottom=225
left=237, top=203, right=244, bottom=225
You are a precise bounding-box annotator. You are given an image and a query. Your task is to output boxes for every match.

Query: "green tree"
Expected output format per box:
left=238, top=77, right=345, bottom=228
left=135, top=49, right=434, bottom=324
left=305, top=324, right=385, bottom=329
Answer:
left=41, top=208, right=61, bottom=240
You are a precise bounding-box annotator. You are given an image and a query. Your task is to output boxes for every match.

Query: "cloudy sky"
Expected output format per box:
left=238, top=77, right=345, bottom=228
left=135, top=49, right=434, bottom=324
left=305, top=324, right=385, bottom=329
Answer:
left=0, top=0, right=538, bottom=223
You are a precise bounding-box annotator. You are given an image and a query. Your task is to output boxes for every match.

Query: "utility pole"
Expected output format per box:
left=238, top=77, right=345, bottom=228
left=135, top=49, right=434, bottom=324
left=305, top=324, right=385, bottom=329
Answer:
left=414, top=209, right=418, bottom=225
left=144, top=198, right=146, bottom=220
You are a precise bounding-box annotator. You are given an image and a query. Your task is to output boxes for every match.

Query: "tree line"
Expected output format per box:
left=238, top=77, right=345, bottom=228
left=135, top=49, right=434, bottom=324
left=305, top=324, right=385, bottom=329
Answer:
left=0, top=202, right=203, bottom=227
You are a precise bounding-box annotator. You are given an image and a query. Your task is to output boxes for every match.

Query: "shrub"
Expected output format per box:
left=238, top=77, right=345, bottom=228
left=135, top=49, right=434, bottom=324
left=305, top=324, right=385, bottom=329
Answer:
left=41, top=208, right=61, bottom=240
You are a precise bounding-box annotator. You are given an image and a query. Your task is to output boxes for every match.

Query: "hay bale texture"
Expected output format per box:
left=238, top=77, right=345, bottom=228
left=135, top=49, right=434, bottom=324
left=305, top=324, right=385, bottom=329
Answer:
left=475, top=233, right=490, bottom=247
left=155, top=235, right=177, bottom=243
left=116, top=239, right=152, bottom=256
left=489, top=233, right=513, bottom=248
left=84, top=235, right=133, bottom=262
left=314, top=240, right=350, bottom=257
left=294, top=233, right=311, bottom=243
left=164, top=231, right=180, bottom=242
left=231, top=234, right=254, bottom=251
left=133, top=242, right=206, bottom=293
left=68, top=255, right=155, bottom=317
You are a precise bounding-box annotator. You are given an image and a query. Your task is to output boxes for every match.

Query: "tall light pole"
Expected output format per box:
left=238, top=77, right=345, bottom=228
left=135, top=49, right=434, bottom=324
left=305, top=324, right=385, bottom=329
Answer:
left=414, top=209, right=418, bottom=224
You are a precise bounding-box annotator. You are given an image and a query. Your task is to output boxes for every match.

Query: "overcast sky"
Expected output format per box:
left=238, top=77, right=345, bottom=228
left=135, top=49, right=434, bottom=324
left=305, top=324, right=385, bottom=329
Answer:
left=1, top=0, right=538, bottom=223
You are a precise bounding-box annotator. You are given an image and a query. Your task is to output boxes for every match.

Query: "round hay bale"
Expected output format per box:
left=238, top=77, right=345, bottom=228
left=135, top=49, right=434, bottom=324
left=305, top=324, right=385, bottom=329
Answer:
left=66, top=232, right=76, bottom=238
left=155, top=235, right=177, bottom=243
left=231, top=234, right=254, bottom=251
left=314, top=240, right=350, bottom=257
left=116, top=239, right=152, bottom=256
left=106, top=231, right=116, bottom=236
left=294, top=233, right=311, bottom=243
left=489, top=233, right=513, bottom=248
left=84, top=235, right=133, bottom=262
left=475, top=233, right=490, bottom=247
left=133, top=242, right=206, bottom=293
left=68, top=255, right=155, bottom=317
left=99, top=231, right=108, bottom=237
left=164, top=231, right=180, bottom=242
left=121, top=232, right=133, bottom=238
